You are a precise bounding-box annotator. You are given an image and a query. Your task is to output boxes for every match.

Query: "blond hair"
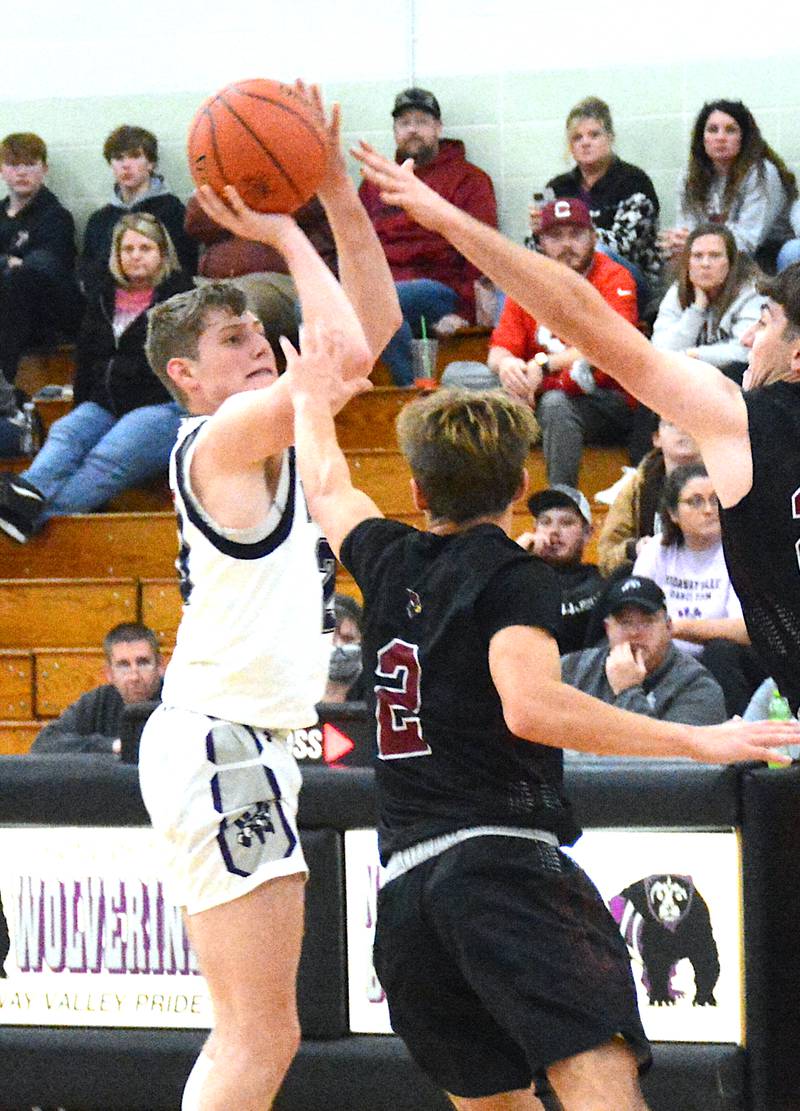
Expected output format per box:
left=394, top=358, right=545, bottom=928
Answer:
left=109, top=212, right=179, bottom=289
left=396, top=389, right=538, bottom=524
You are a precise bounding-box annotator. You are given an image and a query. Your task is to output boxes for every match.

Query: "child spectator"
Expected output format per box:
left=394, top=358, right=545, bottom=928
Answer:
left=81, top=124, right=196, bottom=283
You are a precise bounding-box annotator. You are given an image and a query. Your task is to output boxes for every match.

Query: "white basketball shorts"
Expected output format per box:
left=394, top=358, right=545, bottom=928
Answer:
left=139, top=704, right=307, bottom=915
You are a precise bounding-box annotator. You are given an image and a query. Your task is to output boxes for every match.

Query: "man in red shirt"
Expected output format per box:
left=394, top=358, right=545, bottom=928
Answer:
left=359, top=87, right=497, bottom=386
left=447, top=198, right=638, bottom=486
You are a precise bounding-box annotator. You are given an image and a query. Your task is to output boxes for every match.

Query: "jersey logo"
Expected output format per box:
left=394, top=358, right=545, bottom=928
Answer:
left=617, top=288, right=634, bottom=297
left=406, top=589, right=422, bottom=618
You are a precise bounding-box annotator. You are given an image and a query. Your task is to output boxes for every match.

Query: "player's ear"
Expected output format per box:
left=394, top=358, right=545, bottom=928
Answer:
left=410, top=477, right=429, bottom=512
left=166, top=356, right=195, bottom=393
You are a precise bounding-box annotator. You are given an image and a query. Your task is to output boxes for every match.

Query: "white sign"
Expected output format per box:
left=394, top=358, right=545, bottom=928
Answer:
left=0, top=827, right=212, bottom=1029
left=344, top=828, right=742, bottom=1042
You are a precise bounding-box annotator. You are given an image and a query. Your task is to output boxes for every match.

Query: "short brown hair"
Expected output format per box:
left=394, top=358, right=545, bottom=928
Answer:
left=145, top=282, right=248, bottom=402
left=103, top=622, right=160, bottom=662
left=759, top=264, right=800, bottom=337
left=103, top=125, right=158, bottom=165
left=110, top=212, right=180, bottom=288
left=396, top=389, right=537, bottom=524
left=0, top=132, right=47, bottom=165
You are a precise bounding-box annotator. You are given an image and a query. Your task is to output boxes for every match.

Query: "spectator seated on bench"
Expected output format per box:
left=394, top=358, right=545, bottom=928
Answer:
left=81, top=124, right=196, bottom=287
left=0, top=131, right=82, bottom=423
left=0, top=212, right=193, bottom=542
left=31, top=622, right=163, bottom=755
left=443, top=198, right=638, bottom=486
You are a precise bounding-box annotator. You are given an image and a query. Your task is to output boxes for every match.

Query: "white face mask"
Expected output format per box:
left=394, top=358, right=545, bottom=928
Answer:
left=328, top=643, right=362, bottom=684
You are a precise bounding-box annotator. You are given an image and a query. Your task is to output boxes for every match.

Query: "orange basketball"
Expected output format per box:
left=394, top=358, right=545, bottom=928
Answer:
left=187, top=78, right=328, bottom=214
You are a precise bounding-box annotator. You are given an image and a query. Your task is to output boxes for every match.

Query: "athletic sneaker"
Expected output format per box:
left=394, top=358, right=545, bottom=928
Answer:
left=0, top=473, right=46, bottom=542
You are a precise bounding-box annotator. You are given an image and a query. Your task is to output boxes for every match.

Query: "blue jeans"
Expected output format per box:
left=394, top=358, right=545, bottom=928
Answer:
left=381, top=279, right=460, bottom=386
left=23, top=400, right=183, bottom=523
left=777, top=239, right=800, bottom=272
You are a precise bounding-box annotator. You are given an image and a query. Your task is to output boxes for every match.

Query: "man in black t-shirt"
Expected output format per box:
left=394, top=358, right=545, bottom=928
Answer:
left=516, top=483, right=604, bottom=654
left=284, top=342, right=795, bottom=1109
left=354, top=147, right=800, bottom=716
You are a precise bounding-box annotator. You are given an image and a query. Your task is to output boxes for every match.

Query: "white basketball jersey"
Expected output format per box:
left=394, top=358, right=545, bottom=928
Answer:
left=161, top=417, right=333, bottom=728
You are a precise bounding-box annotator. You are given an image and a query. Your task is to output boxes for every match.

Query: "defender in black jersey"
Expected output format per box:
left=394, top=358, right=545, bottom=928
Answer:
left=355, top=148, right=800, bottom=715
left=286, top=361, right=796, bottom=1109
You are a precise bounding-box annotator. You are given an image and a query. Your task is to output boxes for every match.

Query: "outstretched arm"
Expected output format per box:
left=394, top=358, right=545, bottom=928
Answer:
left=490, top=625, right=796, bottom=764
left=282, top=325, right=381, bottom=555
left=196, top=183, right=372, bottom=380
left=353, top=145, right=752, bottom=501
left=299, top=83, right=402, bottom=360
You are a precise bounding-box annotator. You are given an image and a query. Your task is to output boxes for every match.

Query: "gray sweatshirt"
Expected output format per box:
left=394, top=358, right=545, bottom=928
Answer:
left=675, top=159, right=790, bottom=255
left=560, top=641, right=727, bottom=735
left=652, top=281, right=761, bottom=367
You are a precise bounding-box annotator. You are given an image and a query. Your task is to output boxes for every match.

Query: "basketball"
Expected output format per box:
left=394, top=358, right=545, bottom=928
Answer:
left=187, top=78, right=328, bottom=214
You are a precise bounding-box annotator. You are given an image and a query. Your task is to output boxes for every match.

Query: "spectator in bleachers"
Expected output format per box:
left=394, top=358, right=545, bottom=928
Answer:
left=0, top=212, right=193, bottom=542
left=0, top=131, right=82, bottom=416
left=562, top=574, right=727, bottom=727
left=81, top=124, right=196, bottom=284
left=359, top=87, right=497, bottom=385
left=652, top=223, right=761, bottom=383
left=660, top=99, right=797, bottom=270
left=597, top=417, right=701, bottom=577
left=323, top=593, right=366, bottom=703
left=185, top=191, right=336, bottom=362
left=516, top=483, right=604, bottom=654
left=31, top=622, right=163, bottom=754
left=526, top=96, right=661, bottom=303
left=633, top=462, right=766, bottom=715
left=445, top=199, right=637, bottom=486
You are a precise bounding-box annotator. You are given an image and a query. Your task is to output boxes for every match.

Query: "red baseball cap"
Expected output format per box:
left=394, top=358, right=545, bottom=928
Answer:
left=539, top=197, right=593, bottom=233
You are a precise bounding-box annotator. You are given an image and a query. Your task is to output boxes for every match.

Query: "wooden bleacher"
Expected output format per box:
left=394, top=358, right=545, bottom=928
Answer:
left=0, top=336, right=628, bottom=753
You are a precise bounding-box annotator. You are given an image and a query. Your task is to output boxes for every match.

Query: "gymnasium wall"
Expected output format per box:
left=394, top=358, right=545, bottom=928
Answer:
left=2, top=0, right=799, bottom=244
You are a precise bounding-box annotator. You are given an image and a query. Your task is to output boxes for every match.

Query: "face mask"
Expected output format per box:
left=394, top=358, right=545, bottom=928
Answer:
left=328, top=643, right=362, bottom=684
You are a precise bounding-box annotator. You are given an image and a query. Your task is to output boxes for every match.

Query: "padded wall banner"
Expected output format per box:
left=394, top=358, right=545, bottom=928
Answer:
left=344, top=828, right=742, bottom=1042
left=0, top=827, right=212, bottom=1029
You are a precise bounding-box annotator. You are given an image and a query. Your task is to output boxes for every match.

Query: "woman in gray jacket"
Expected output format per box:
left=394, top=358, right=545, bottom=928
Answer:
left=652, top=223, right=760, bottom=382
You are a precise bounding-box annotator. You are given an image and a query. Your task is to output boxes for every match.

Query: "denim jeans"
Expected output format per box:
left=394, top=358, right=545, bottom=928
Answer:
left=381, top=279, right=460, bottom=386
left=23, top=400, right=183, bottom=523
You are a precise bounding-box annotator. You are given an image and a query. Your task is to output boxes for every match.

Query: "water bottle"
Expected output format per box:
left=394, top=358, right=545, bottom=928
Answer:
left=767, top=688, right=798, bottom=765
left=20, top=401, right=38, bottom=456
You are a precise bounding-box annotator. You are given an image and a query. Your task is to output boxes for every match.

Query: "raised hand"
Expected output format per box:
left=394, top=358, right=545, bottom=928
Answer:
left=688, top=717, right=799, bottom=766
left=352, top=141, right=450, bottom=230
left=289, top=81, right=350, bottom=200
left=281, top=322, right=371, bottom=416
left=195, top=183, right=297, bottom=247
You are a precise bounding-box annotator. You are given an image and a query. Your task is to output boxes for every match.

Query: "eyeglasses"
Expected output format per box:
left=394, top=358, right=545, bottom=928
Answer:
left=679, top=494, right=719, bottom=511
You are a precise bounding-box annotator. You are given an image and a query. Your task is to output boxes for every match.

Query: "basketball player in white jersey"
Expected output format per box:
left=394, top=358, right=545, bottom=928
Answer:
left=138, top=90, right=398, bottom=1111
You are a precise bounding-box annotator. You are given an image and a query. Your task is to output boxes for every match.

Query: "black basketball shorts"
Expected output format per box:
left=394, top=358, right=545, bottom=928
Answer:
left=373, top=834, right=650, bottom=1099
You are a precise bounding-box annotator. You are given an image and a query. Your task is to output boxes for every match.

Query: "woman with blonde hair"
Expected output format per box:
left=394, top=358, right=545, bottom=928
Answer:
left=0, top=211, right=193, bottom=541
left=528, top=96, right=661, bottom=299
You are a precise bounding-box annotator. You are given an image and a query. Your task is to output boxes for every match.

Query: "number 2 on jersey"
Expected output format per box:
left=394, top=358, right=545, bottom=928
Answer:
left=375, top=638, right=431, bottom=759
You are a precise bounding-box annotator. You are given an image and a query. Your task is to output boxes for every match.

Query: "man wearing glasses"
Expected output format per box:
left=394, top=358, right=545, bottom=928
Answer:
left=31, top=622, right=163, bottom=755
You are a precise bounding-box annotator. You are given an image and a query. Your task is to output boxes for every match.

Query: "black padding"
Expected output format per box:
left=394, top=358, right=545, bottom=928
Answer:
left=299, top=766, right=378, bottom=828
left=0, top=1026, right=204, bottom=1108
left=0, top=756, right=147, bottom=825
left=741, top=765, right=800, bottom=1111
left=565, top=760, right=741, bottom=829
left=0, top=1022, right=746, bottom=1108
left=297, top=829, right=347, bottom=1039
left=643, top=1043, right=745, bottom=1111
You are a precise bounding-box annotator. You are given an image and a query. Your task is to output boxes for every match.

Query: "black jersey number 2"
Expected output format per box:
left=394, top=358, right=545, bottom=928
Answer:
left=375, top=638, right=431, bottom=759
